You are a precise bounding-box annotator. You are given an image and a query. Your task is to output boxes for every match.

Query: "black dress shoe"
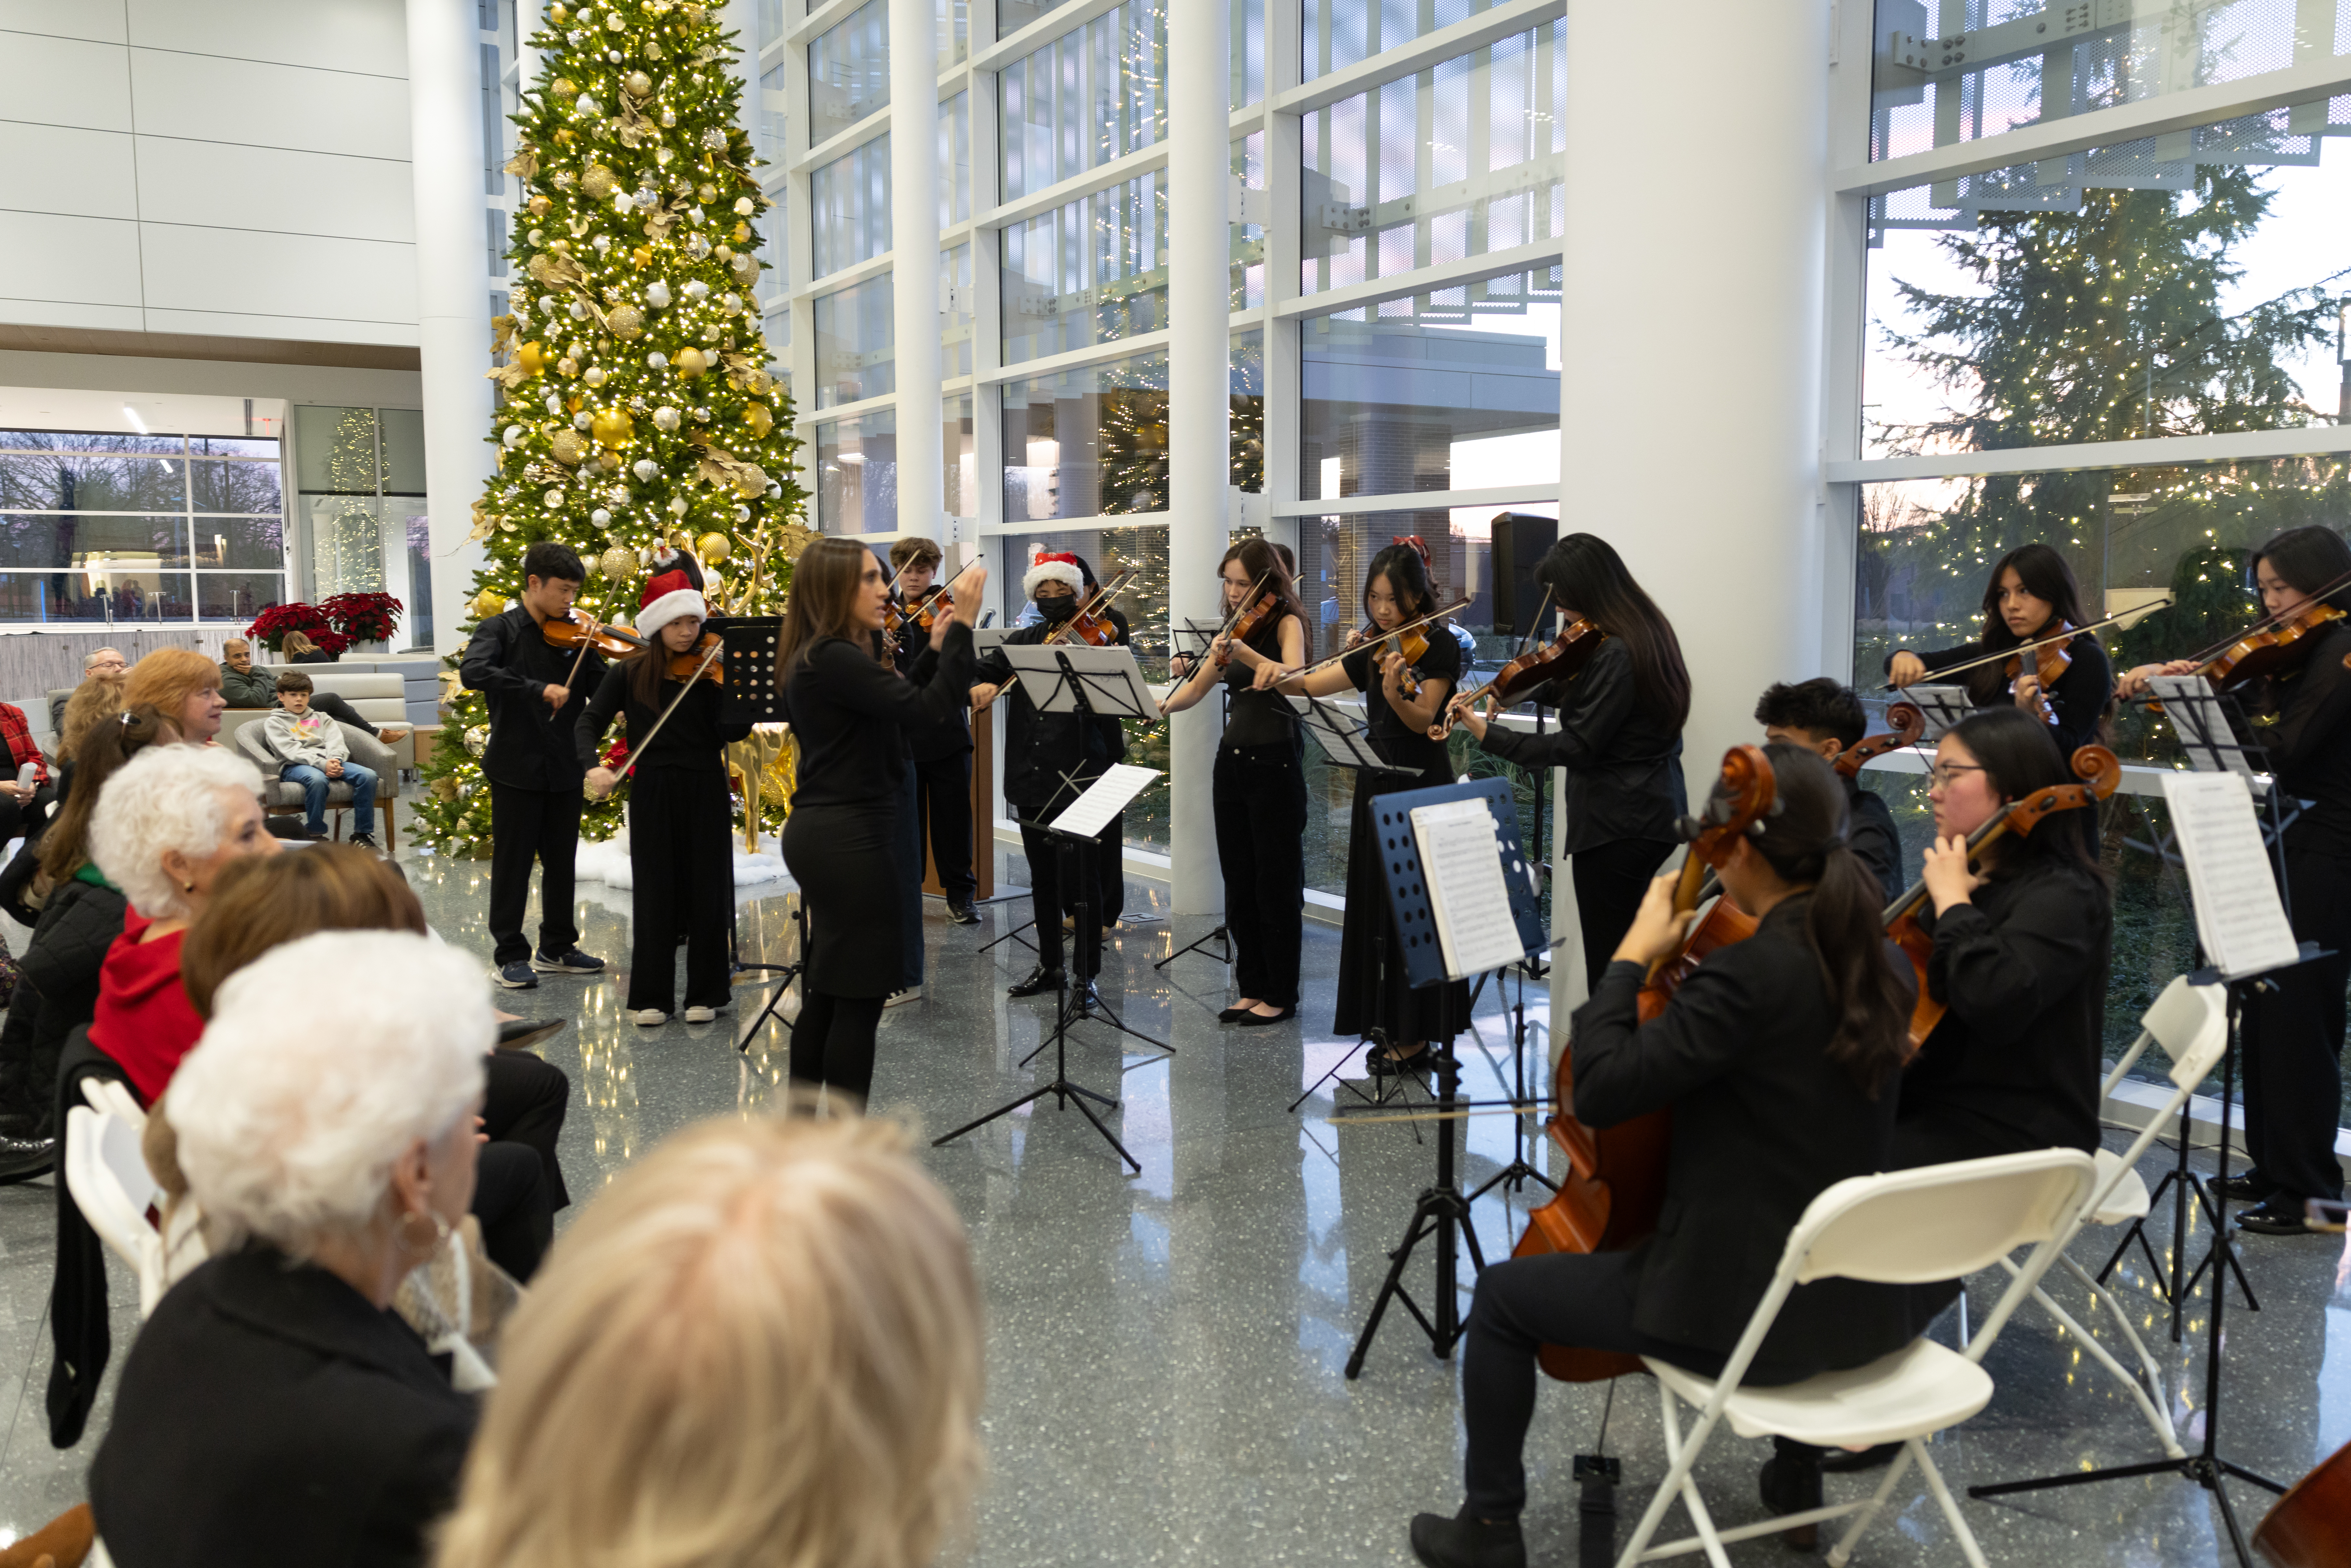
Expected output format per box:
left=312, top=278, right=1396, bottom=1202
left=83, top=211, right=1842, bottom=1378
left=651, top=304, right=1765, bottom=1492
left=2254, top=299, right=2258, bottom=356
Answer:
left=1217, top=1004, right=1252, bottom=1023
left=1368, top=1044, right=1431, bottom=1077
left=1008, top=965, right=1066, bottom=998
left=1065, top=981, right=1104, bottom=1017
left=1408, top=1508, right=1525, bottom=1568
left=2237, top=1196, right=2320, bottom=1236
left=1818, top=1441, right=1901, bottom=1473
left=1234, top=1006, right=1296, bottom=1028
left=496, top=1018, right=567, bottom=1052
left=2215, top=1169, right=2274, bottom=1202
left=947, top=897, right=980, bottom=925
left=0, top=1135, right=57, bottom=1184
left=1760, top=1439, right=1825, bottom=1551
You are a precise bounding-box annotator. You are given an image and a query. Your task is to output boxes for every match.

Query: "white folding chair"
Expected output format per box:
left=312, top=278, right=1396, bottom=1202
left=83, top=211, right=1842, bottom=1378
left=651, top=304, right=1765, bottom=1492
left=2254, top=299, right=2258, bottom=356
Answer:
left=63, top=1083, right=208, bottom=1319
left=1614, top=1148, right=2099, bottom=1568
left=1980, top=975, right=2228, bottom=1462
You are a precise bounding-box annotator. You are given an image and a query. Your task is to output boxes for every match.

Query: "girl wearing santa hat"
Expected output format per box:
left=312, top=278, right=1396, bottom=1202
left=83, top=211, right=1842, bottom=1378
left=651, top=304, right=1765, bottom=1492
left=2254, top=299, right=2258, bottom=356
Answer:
left=577, top=550, right=751, bottom=1026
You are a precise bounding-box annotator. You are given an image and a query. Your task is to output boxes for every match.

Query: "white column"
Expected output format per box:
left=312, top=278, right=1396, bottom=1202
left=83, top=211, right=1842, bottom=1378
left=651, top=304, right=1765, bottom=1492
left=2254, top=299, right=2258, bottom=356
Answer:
left=1165, top=0, right=1230, bottom=916
left=888, top=0, right=942, bottom=536
left=407, top=0, right=495, bottom=654
left=1559, top=0, right=1829, bottom=774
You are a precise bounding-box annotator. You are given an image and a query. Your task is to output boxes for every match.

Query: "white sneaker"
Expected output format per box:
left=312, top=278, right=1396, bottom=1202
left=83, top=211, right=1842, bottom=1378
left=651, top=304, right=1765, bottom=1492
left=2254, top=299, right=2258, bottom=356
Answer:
left=884, top=985, right=922, bottom=1008
left=683, top=1005, right=719, bottom=1024
left=631, top=1008, right=668, bottom=1026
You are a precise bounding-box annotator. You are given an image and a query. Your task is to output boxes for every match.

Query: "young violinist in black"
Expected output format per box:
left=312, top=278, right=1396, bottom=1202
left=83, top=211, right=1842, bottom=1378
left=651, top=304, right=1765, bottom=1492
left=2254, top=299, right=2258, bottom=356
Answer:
left=577, top=553, right=749, bottom=1027
left=775, top=538, right=986, bottom=1105
left=1159, top=538, right=1309, bottom=1025
left=887, top=536, right=981, bottom=926
left=1442, top=533, right=1689, bottom=985
left=2120, top=525, right=2351, bottom=1236
left=1894, top=705, right=2111, bottom=1169
left=969, top=549, right=1133, bottom=1007
left=1408, top=747, right=1918, bottom=1568
left=1755, top=678, right=1904, bottom=900
left=1275, top=540, right=1463, bottom=1073
left=1886, top=542, right=2113, bottom=757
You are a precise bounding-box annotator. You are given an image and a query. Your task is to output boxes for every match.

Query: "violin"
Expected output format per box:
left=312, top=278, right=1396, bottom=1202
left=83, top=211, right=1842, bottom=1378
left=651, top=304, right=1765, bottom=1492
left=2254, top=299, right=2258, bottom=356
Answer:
left=1320, top=596, right=1476, bottom=700
left=1432, top=617, right=1605, bottom=739
left=1215, top=592, right=1277, bottom=668
left=1512, top=745, right=1777, bottom=1384
left=544, top=614, right=722, bottom=686
left=1834, top=700, right=1926, bottom=777
left=1044, top=569, right=1136, bottom=648
left=1882, top=743, right=2120, bottom=1051
left=2176, top=600, right=2346, bottom=697
left=2005, top=624, right=2072, bottom=725
left=665, top=630, right=725, bottom=686
left=891, top=586, right=953, bottom=638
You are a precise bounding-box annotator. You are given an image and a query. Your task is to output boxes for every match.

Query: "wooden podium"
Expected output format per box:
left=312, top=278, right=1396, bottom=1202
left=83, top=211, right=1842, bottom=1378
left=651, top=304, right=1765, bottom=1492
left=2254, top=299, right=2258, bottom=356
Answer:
left=919, top=709, right=994, bottom=899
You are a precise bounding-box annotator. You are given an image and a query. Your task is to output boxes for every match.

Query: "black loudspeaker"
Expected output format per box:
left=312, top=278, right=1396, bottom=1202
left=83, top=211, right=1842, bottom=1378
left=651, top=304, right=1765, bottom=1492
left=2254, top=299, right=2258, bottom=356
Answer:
left=1490, top=513, right=1557, bottom=641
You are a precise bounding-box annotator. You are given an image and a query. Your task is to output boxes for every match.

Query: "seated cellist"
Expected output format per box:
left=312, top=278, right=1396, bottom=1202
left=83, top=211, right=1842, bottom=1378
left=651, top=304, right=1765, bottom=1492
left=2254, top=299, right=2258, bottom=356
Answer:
left=1408, top=747, right=1918, bottom=1568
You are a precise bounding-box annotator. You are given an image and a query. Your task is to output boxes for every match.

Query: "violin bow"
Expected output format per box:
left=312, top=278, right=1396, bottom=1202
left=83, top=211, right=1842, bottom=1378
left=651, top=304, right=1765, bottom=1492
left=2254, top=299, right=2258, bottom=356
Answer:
left=1437, top=587, right=1554, bottom=734
left=1880, top=594, right=2175, bottom=690
left=1043, top=568, right=1138, bottom=645
left=601, top=638, right=726, bottom=791
left=2170, top=565, right=2351, bottom=669
left=1289, top=596, right=1476, bottom=681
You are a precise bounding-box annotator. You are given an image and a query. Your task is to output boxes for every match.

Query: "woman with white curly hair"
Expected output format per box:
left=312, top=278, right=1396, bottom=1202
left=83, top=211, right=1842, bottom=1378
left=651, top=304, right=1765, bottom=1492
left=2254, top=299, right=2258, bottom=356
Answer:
left=82, top=742, right=279, bottom=1104
left=91, top=931, right=490, bottom=1568
left=435, top=1113, right=983, bottom=1568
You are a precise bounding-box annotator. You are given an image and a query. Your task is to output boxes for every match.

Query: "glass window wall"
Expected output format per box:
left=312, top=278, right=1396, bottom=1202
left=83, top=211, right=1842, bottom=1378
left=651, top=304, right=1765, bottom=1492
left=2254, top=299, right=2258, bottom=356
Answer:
left=1304, top=0, right=1523, bottom=79
left=815, top=409, right=899, bottom=533
left=998, top=0, right=1167, bottom=201
left=812, top=274, right=895, bottom=407
left=940, top=90, right=972, bottom=226
left=808, top=0, right=888, bottom=148
left=1001, top=171, right=1169, bottom=364
left=809, top=135, right=891, bottom=278
left=1001, top=347, right=1168, bottom=520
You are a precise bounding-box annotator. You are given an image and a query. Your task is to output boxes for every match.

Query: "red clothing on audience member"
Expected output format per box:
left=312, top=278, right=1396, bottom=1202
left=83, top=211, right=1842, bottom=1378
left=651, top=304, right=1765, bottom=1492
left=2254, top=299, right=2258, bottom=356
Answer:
left=0, top=703, right=47, bottom=785
left=87, top=911, right=203, bottom=1105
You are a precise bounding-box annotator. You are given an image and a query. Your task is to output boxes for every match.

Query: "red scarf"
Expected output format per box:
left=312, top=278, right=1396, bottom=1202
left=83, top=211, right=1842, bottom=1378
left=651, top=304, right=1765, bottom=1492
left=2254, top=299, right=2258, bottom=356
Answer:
left=88, top=910, right=203, bottom=1106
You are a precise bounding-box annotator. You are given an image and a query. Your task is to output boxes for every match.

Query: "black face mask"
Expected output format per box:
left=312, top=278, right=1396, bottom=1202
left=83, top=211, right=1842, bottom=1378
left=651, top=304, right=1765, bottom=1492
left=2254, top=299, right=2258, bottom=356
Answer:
left=1037, top=594, right=1080, bottom=622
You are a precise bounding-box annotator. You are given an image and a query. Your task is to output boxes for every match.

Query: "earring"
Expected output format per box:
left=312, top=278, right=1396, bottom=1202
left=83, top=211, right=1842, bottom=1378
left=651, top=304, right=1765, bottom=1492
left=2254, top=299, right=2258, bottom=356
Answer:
left=181, top=881, right=196, bottom=893
left=399, top=1208, right=450, bottom=1255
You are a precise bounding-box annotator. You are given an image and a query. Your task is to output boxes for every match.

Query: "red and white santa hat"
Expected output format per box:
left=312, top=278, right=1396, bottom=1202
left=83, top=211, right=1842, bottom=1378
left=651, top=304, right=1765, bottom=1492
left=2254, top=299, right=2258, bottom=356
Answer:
left=636, top=548, right=707, bottom=638
left=1024, top=547, right=1084, bottom=601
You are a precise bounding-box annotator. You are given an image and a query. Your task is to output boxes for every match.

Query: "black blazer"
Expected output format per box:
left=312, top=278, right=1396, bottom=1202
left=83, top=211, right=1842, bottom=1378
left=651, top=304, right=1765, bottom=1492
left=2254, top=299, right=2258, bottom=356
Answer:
left=459, top=605, right=605, bottom=791
left=1900, top=854, right=2111, bottom=1157
left=1847, top=775, right=1904, bottom=902
left=91, top=1246, right=476, bottom=1568
left=1570, top=898, right=1916, bottom=1378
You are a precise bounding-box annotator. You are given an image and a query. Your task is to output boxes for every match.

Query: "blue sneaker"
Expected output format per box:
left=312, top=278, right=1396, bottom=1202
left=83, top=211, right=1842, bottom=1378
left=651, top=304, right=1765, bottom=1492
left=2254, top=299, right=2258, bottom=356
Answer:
left=491, top=960, right=539, bottom=990
left=531, top=948, right=606, bottom=975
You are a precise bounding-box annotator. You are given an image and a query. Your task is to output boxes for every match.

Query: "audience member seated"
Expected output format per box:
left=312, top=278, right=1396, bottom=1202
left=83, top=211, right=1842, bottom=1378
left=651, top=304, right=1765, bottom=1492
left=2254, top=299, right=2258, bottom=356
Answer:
left=221, top=636, right=408, bottom=743
left=49, top=647, right=125, bottom=734
left=121, top=647, right=226, bottom=748
left=0, top=694, right=53, bottom=843
left=259, top=671, right=381, bottom=848
left=281, top=629, right=335, bottom=665
left=178, top=847, right=568, bottom=1280
left=434, top=1113, right=982, bottom=1568
left=90, top=932, right=488, bottom=1568
left=83, top=745, right=281, bottom=1104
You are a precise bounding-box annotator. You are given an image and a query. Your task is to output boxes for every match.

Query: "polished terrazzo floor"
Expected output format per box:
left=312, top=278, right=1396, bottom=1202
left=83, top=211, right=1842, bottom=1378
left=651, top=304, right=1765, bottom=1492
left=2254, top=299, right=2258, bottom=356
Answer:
left=0, top=840, right=2347, bottom=1565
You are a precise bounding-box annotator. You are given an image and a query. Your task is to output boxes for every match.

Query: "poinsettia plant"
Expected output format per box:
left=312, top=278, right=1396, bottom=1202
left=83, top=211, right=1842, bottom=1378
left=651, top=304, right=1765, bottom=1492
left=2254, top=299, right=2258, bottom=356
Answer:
left=320, top=591, right=403, bottom=644
left=247, top=602, right=334, bottom=653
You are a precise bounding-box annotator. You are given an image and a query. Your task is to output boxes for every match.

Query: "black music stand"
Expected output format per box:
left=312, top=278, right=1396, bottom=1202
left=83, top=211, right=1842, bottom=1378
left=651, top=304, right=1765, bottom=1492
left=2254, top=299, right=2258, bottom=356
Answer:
left=710, top=618, right=797, bottom=1048
left=1899, top=683, right=1974, bottom=740
left=1155, top=663, right=1234, bottom=972
left=1345, top=777, right=1547, bottom=1378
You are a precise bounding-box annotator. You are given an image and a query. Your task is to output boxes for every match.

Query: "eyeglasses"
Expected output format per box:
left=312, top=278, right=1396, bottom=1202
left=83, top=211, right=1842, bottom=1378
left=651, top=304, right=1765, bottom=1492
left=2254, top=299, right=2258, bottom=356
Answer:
left=1928, top=763, right=1986, bottom=789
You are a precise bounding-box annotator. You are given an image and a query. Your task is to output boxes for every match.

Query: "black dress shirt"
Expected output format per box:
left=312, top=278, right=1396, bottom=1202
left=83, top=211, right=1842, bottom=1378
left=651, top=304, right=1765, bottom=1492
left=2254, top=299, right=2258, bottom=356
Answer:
left=976, top=612, right=1132, bottom=812
left=2244, top=618, right=2351, bottom=858
left=1899, top=854, right=2111, bottom=1156
left=1847, top=774, right=1904, bottom=901
left=1570, top=897, right=1916, bottom=1375
left=1474, top=637, right=1687, bottom=853
left=92, top=1245, right=476, bottom=1568
left=780, top=625, right=977, bottom=809
left=459, top=606, right=605, bottom=791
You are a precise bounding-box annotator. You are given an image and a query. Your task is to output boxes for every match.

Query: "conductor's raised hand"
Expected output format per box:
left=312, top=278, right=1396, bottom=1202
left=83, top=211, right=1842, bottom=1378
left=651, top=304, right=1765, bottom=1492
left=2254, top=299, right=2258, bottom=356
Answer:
left=1611, top=875, right=1695, bottom=968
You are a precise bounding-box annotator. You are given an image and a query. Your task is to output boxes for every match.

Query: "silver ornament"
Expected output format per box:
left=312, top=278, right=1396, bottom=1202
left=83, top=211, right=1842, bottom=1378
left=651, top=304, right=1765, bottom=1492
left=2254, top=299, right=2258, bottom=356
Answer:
left=591, top=508, right=612, bottom=526
left=583, top=365, right=607, bottom=387
left=668, top=497, right=689, bottom=516
left=652, top=405, right=681, bottom=431
left=645, top=280, right=672, bottom=308
left=647, top=351, right=668, bottom=369
left=543, top=487, right=565, bottom=506
left=569, top=299, right=589, bottom=319
left=502, top=425, right=525, bottom=447
left=609, top=484, right=632, bottom=504
left=576, top=93, right=601, bottom=116
left=683, top=279, right=709, bottom=301
left=543, top=393, right=562, bottom=414
left=633, top=458, right=659, bottom=481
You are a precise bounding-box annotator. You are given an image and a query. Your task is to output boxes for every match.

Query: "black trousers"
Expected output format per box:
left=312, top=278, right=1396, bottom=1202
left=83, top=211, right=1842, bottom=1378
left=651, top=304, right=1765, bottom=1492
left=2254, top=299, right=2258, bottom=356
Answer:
left=1213, top=738, right=1308, bottom=1008
left=1570, top=837, right=1674, bottom=983
left=896, top=770, right=924, bottom=989
left=1017, top=806, right=1121, bottom=978
left=488, top=782, right=582, bottom=967
left=625, top=768, right=734, bottom=1013
left=789, top=990, right=887, bottom=1103
left=913, top=747, right=977, bottom=900
left=481, top=1048, right=571, bottom=1212
left=2243, top=847, right=2351, bottom=1203
left=471, top=1143, right=554, bottom=1282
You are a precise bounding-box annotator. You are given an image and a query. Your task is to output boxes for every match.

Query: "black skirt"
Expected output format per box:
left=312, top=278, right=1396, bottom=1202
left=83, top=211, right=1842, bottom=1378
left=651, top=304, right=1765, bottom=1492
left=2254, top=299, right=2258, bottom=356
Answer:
left=1333, top=762, right=1468, bottom=1046
left=783, top=802, right=909, bottom=998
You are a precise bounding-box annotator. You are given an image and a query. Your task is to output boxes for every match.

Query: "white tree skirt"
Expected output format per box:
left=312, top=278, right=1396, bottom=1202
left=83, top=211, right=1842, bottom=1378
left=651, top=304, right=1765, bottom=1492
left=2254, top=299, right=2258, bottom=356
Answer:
left=573, top=820, right=792, bottom=890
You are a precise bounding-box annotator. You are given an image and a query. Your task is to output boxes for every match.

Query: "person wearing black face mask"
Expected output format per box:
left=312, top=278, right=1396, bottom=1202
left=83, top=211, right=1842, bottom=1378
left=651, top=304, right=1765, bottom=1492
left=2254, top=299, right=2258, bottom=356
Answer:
left=971, top=550, right=1132, bottom=1006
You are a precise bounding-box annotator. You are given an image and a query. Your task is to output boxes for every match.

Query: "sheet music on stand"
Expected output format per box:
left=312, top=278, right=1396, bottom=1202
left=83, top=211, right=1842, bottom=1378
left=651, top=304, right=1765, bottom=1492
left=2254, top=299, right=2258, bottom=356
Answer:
left=998, top=642, right=1158, bottom=721
left=1047, top=764, right=1161, bottom=839
left=2147, top=677, right=2269, bottom=791
left=1412, top=799, right=1533, bottom=980
left=1288, top=694, right=1416, bottom=776
left=1901, top=684, right=1974, bottom=740
left=2161, top=771, right=2301, bottom=981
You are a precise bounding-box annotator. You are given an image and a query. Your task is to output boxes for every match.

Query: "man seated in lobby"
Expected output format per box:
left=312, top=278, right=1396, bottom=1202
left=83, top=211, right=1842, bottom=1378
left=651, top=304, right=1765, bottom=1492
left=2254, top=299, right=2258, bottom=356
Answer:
left=220, top=636, right=408, bottom=744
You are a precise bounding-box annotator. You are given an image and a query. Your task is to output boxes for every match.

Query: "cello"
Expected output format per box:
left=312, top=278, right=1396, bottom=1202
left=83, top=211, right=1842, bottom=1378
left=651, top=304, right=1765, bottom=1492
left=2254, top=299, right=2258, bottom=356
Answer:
left=1882, top=743, right=2121, bottom=1051
left=1511, top=745, right=1777, bottom=1383
left=1834, top=700, right=1926, bottom=778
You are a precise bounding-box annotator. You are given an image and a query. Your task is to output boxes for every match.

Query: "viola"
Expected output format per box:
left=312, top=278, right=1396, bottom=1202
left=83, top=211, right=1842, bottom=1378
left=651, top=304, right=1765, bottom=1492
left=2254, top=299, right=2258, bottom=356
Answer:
left=1432, top=617, right=1605, bottom=739
left=1882, top=743, right=2121, bottom=1051
left=1834, top=700, right=1926, bottom=778
left=2005, top=624, right=2072, bottom=726
left=1512, top=745, right=1776, bottom=1384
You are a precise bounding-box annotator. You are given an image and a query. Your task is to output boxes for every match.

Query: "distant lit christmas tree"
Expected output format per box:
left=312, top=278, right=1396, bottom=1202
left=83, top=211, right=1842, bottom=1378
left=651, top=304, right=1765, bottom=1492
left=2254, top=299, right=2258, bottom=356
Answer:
left=414, top=0, right=814, bottom=856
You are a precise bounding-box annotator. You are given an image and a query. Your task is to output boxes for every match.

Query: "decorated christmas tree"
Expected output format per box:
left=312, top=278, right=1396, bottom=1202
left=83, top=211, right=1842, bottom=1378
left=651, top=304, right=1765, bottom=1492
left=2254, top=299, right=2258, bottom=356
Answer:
left=413, top=0, right=816, bottom=857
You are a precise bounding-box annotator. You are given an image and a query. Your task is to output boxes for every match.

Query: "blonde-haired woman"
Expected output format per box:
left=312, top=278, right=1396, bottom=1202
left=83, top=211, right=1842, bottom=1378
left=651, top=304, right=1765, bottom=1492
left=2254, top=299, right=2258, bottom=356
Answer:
left=91, top=931, right=488, bottom=1568
left=776, top=538, right=986, bottom=1102
left=436, top=1113, right=982, bottom=1568
left=122, top=645, right=228, bottom=745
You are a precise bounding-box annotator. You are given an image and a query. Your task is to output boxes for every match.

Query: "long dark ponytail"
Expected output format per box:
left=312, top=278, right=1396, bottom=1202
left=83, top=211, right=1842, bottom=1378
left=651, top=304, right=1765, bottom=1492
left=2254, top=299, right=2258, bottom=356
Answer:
left=1750, top=744, right=1912, bottom=1097
left=1535, top=533, right=1690, bottom=730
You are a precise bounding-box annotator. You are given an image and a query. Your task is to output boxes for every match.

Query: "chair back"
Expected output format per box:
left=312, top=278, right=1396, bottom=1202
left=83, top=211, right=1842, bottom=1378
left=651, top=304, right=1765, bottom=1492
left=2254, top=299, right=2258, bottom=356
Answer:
left=64, top=1105, right=161, bottom=1277
left=230, top=718, right=277, bottom=772
left=1789, top=1149, right=2098, bottom=1287
left=2144, top=974, right=2229, bottom=1089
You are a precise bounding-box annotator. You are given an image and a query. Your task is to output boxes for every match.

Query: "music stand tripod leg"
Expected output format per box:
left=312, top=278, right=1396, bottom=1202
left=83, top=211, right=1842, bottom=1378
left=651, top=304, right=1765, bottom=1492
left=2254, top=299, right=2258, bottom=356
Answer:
left=734, top=898, right=809, bottom=1054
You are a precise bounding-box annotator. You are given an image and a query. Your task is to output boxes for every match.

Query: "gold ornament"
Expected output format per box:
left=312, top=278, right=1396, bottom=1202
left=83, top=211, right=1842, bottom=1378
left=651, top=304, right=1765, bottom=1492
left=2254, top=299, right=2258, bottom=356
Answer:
left=732, top=466, right=767, bottom=499
left=713, top=245, right=734, bottom=263
left=550, top=429, right=588, bottom=465
left=430, top=775, right=460, bottom=802
left=674, top=346, right=709, bottom=378
left=550, top=76, right=577, bottom=97
left=733, top=222, right=751, bottom=243
left=607, top=304, right=645, bottom=338
left=631, top=246, right=652, bottom=268
left=527, top=194, right=551, bottom=217
left=598, top=545, right=637, bottom=580
left=581, top=165, right=618, bottom=199
left=515, top=340, right=550, bottom=375
left=623, top=70, right=653, bottom=97
left=697, top=531, right=732, bottom=565
left=742, top=402, right=772, bottom=437
left=554, top=127, right=576, bottom=144
left=776, top=522, right=819, bottom=563
left=590, top=408, right=635, bottom=445
left=555, top=356, right=579, bottom=378
left=744, top=368, right=773, bottom=395
left=473, top=589, right=509, bottom=618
